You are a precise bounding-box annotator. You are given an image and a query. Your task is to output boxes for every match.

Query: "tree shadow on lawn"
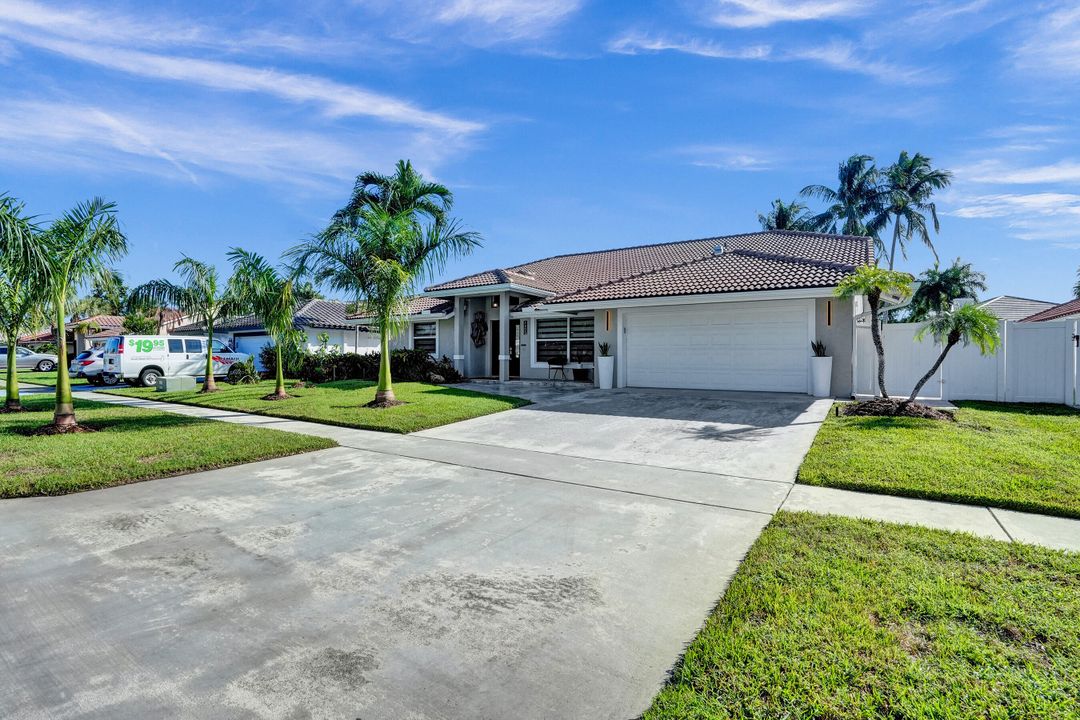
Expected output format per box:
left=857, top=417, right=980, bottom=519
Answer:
left=4, top=410, right=220, bottom=437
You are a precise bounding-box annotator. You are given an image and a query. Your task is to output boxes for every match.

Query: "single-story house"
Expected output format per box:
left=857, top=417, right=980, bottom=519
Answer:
left=976, top=295, right=1059, bottom=322
left=19, top=310, right=187, bottom=352
left=1021, top=297, right=1080, bottom=323
left=172, top=299, right=378, bottom=369
left=387, top=230, right=874, bottom=396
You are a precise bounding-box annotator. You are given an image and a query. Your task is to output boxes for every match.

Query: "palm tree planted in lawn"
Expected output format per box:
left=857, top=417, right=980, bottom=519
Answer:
left=835, top=265, right=913, bottom=399
left=801, top=154, right=887, bottom=243
left=39, top=198, right=128, bottom=430
left=874, top=151, right=952, bottom=270
left=0, top=194, right=45, bottom=412
left=1074, top=267, right=1080, bottom=299
left=131, top=257, right=241, bottom=393
left=907, top=305, right=1000, bottom=403
left=290, top=161, right=480, bottom=406
left=757, top=198, right=816, bottom=232
left=227, top=248, right=300, bottom=400
left=907, top=259, right=987, bottom=322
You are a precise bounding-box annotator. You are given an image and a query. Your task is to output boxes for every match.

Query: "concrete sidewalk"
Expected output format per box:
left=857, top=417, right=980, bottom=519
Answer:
left=70, top=386, right=1080, bottom=554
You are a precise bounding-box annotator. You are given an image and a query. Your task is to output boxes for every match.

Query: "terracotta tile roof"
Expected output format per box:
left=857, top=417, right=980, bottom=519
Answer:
left=426, top=230, right=873, bottom=304
left=977, top=296, right=1059, bottom=322
left=346, top=296, right=454, bottom=320
left=174, top=300, right=357, bottom=334
left=1021, top=297, right=1080, bottom=322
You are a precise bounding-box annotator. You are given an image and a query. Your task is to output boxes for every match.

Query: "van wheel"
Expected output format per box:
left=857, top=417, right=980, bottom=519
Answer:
left=36, top=360, right=56, bottom=372
left=102, top=374, right=120, bottom=386
left=139, top=368, right=162, bottom=387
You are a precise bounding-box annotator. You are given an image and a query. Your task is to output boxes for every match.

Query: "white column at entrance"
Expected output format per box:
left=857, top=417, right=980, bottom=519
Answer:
left=453, top=296, right=465, bottom=375
left=498, top=291, right=510, bottom=382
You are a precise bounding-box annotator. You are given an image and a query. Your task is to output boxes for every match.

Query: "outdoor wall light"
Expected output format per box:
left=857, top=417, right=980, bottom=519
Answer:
left=523, top=319, right=528, bottom=334
left=491, top=295, right=499, bottom=309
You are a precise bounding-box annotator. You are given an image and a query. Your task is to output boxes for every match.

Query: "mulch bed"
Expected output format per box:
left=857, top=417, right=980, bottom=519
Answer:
left=365, top=399, right=406, bottom=408
left=26, top=423, right=99, bottom=435
left=841, top=398, right=955, bottom=421
left=261, top=393, right=293, bottom=401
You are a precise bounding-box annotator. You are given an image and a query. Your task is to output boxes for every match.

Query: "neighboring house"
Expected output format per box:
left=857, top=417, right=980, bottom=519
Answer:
left=173, top=299, right=378, bottom=369
left=976, top=295, right=1059, bottom=322
left=18, top=310, right=187, bottom=353
left=393, top=230, right=873, bottom=395
left=1021, top=297, right=1080, bottom=323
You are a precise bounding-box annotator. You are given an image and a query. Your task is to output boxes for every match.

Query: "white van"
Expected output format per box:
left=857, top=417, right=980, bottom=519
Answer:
left=102, top=335, right=249, bottom=387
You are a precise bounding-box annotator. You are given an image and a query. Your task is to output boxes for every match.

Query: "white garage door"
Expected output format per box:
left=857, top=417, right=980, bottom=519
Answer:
left=232, top=334, right=273, bottom=370
left=624, top=300, right=812, bottom=392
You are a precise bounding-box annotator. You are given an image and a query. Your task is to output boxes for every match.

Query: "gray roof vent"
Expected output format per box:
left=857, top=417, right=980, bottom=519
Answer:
left=713, top=243, right=726, bottom=256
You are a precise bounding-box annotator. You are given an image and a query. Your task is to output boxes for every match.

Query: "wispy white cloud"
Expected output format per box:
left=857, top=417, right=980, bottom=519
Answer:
left=607, top=32, right=770, bottom=60
left=608, top=31, right=929, bottom=84
left=948, top=192, right=1080, bottom=248
left=436, top=0, right=583, bottom=40
left=957, top=159, right=1080, bottom=184
left=1012, top=3, right=1080, bottom=77
left=676, top=144, right=775, bottom=171
left=0, top=99, right=457, bottom=190
left=0, top=29, right=482, bottom=135
left=703, top=0, right=869, bottom=28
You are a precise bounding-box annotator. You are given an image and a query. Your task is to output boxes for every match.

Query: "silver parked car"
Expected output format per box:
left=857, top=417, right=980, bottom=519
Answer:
left=0, top=346, right=59, bottom=372
left=70, top=348, right=119, bottom=385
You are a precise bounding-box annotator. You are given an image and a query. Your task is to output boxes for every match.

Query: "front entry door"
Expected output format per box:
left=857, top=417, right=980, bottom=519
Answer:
left=489, top=320, right=500, bottom=376
left=509, top=319, right=521, bottom=376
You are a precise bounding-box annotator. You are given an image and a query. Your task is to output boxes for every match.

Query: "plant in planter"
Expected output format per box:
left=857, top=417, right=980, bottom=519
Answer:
left=809, top=340, right=832, bottom=397
left=596, top=341, right=614, bottom=389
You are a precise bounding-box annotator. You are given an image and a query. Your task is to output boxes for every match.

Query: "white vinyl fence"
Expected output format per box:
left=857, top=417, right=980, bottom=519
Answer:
left=854, top=319, right=1079, bottom=406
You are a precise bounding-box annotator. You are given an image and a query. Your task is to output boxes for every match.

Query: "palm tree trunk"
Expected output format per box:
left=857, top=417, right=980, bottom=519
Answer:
left=375, top=325, right=395, bottom=405
left=273, top=343, right=287, bottom=398
left=202, top=319, right=217, bottom=393
left=888, top=220, right=900, bottom=271
left=5, top=334, right=22, bottom=411
left=907, top=340, right=955, bottom=404
left=868, top=290, right=889, bottom=399
left=52, top=298, right=76, bottom=428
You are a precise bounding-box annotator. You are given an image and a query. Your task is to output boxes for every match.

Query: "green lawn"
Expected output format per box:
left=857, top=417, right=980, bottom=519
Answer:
left=646, top=512, right=1080, bottom=720
left=104, top=379, right=530, bottom=434
left=0, top=394, right=334, bottom=497
left=799, top=401, right=1080, bottom=518
left=16, top=371, right=87, bottom=386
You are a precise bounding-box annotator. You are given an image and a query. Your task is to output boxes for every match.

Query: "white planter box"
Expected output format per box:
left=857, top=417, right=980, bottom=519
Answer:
left=596, top=356, right=614, bottom=389
left=810, top=356, right=833, bottom=397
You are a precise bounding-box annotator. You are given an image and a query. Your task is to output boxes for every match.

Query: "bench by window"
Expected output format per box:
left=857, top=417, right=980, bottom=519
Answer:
left=412, top=322, right=437, bottom=354
left=535, top=316, right=594, bottom=364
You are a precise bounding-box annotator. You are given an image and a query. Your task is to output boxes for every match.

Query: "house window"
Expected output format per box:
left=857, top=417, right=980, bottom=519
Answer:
left=535, top=316, right=594, bottom=364
left=413, top=322, right=437, bottom=354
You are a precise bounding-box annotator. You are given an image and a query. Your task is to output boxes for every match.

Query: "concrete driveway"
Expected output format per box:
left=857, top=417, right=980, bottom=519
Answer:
left=1, top=387, right=831, bottom=719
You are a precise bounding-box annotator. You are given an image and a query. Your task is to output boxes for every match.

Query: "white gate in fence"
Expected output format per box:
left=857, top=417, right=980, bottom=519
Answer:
left=854, top=319, right=1079, bottom=406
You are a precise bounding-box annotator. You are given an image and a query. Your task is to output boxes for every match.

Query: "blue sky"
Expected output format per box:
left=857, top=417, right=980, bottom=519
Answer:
left=2, top=0, right=1078, bottom=302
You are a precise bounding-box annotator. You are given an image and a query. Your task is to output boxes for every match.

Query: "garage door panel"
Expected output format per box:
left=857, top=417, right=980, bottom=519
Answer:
left=625, top=301, right=810, bottom=392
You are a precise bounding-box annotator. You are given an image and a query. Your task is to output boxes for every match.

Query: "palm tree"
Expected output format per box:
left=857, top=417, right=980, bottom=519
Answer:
left=874, top=152, right=952, bottom=270
left=0, top=195, right=44, bottom=412
left=131, top=257, right=241, bottom=393
left=290, top=161, right=480, bottom=406
left=835, top=265, right=913, bottom=399
left=228, top=248, right=299, bottom=400
left=1073, top=267, right=1079, bottom=299
left=907, top=259, right=987, bottom=322
left=332, top=159, right=451, bottom=226
left=757, top=199, right=816, bottom=231
left=907, top=305, right=1000, bottom=403
left=801, top=154, right=887, bottom=245
left=38, top=198, right=128, bottom=430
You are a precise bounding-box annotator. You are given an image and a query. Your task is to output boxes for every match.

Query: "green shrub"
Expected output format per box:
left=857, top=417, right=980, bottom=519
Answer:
left=226, top=357, right=260, bottom=384
left=259, top=346, right=461, bottom=384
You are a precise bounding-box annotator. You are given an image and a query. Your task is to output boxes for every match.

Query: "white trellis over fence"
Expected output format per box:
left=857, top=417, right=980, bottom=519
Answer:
left=854, top=319, right=1079, bottom=406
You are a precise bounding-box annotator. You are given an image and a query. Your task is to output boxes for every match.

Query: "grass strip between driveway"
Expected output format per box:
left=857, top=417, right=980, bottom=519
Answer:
left=0, top=394, right=335, bottom=497
left=103, top=379, right=530, bottom=434
left=798, top=401, right=1080, bottom=519
left=645, top=511, right=1080, bottom=720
